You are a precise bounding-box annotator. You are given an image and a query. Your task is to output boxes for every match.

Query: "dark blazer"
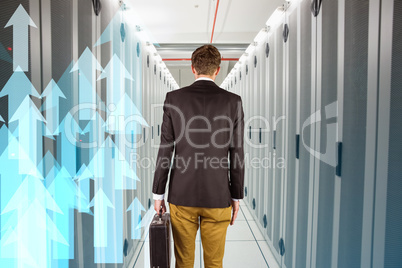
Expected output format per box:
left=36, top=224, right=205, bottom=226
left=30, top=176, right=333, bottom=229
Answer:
left=152, top=79, right=245, bottom=208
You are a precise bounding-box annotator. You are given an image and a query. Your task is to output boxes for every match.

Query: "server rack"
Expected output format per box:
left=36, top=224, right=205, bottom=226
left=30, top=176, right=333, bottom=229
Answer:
left=221, top=0, right=402, bottom=267
left=0, top=0, right=178, bottom=267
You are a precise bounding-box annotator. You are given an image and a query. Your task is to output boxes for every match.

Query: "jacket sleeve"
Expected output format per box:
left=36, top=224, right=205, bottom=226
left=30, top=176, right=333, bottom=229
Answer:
left=152, top=92, right=175, bottom=195
left=229, top=95, right=245, bottom=199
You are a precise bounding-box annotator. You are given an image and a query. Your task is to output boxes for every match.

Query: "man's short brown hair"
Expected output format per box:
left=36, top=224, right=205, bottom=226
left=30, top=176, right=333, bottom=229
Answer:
left=191, top=45, right=222, bottom=76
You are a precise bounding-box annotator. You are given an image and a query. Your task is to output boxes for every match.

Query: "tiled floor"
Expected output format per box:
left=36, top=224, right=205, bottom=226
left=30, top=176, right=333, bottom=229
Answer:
left=131, top=200, right=279, bottom=268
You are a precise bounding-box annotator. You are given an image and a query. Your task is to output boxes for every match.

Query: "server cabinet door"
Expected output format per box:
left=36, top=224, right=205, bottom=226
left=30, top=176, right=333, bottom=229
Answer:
left=382, top=2, right=402, bottom=265
left=282, top=4, right=298, bottom=268
left=294, top=1, right=314, bottom=267
left=261, top=36, right=273, bottom=247
left=372, top=0, right=402, bottom=267
left=249, top=48, right=258, bottom=214
left=310, top=0, right=339, bottom=267
left=272, top=19, right=286, bottom=262
left=244, top=55, right=252, bottom=205
left=336, top=0, right=371, bottom=267
left=266, top=32, right=276, bottom=245
left=257, top=40, right=268, bottom=228
left=251, top=46, right=261, bottom=219
left=140, top=47, right=151, bottom=240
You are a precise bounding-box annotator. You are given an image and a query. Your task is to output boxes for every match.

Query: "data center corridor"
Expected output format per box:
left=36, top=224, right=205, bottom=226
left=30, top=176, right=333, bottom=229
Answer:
left=0, top=0, right=401, bottom=267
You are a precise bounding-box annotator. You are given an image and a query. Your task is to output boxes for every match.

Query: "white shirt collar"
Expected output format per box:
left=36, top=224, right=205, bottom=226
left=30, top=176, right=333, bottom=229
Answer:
left=195, top=77, right=214, bottom=82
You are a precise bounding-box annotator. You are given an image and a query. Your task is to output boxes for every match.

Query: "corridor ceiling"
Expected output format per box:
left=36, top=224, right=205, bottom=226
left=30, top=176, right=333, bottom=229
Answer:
left=126, top=0, right=284, bottom=50
left=125, top=0, right=284, bottom=85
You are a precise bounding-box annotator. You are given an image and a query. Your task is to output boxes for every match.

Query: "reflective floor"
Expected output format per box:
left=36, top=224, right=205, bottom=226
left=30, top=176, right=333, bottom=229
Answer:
left=131, top=200, right=279, bottom=268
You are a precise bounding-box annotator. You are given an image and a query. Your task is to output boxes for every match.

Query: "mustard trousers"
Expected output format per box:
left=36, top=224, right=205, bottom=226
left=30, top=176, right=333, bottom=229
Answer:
left=169, top=202, right=232, bottom=268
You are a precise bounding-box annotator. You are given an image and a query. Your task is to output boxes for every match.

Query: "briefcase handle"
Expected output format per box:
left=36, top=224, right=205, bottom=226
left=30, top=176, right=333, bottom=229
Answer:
left=159, top=208, right=163, bottom=221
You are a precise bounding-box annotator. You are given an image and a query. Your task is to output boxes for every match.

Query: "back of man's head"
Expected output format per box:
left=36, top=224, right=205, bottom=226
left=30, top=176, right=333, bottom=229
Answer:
left=191, top=45, right=222, bottom=76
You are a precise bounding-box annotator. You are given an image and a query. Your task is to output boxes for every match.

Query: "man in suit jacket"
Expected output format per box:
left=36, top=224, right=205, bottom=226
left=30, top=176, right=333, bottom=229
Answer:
left=152, top=44, right=245, bottom=268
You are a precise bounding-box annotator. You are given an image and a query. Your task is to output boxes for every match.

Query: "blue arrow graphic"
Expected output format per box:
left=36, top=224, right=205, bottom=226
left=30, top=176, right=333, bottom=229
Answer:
left=94, top=5, right=126, bottom=53
left=2, top=176, right=62, bottom=215
left=80, top=112, right=107, bottom=219
left=1, top=129, right=22, bottom=162
left=0, top=131, right=22, bottom=162
left=6, top=129, right=26, bottom=156
left=4, top=4, right=37, bottom=72
left=114, top=145, right=140, bottom=190
left=97, top=54, right=133, bottom=108
left=89, top=188, right=114, bottom=247
left=41, top=79, right=66, bottom=135
left=7, top=132, right=43, bottom=178
left=87, top=136, right=125, bottom=263
left=1, top=176, right=67, bottom=267
left=4, top=129, right=28, bottom=163
left=83, top=111, right=106, bottom=140
left=0, top=124, right=7, bottom=157
left=54, top=111, right=83, bottom=136
left=0, top=66, right=41, bottom=121
left=1, top=209, right=17, bottom=233
left=70, top=47, right=101, bottom=82
left=87, top=145, right=105, bottom=179
left=37, top=151, right=60, bottom=180
left=1, top=176, right=65, bottom=267
left=47, top=167, right=76, bottom=212
left=43, top=165, right=59, bottom=189
left=41, top=79, right=66, bottom=109
left=10, top=96, right=46, bottom=175
left=47, top=167, right=78, bottom=259
left=55, top=112, right=83, bottom=176
left=136, top=207, right=156, bottom=231
left=70, top=48, right=103, bottom=120
left=57, top=61, right=75, bottom=121
left=0, top=224, right=36, bottom=267
left=75, top=164, right=93, bottom=182
left=86, top=136, right=115, bottom=182
left=74, top=164, right=93, bottom=214
left=0, top=134, right=24, bottom=241
left=105, top=93, right=148, bottom=134
left=127, top=197, right=145, bottom=239
left=3, top=199, right=68, bottom=267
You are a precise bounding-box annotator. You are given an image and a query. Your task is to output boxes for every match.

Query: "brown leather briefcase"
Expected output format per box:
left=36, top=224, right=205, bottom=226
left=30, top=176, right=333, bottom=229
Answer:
left=149, top=210, right=172, bottom=268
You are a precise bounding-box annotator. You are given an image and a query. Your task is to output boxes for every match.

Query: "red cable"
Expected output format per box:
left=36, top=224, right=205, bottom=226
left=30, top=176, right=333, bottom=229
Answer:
left=210, top=0, right=220, bottom=43
left=162, top=58, right=239, bottom=61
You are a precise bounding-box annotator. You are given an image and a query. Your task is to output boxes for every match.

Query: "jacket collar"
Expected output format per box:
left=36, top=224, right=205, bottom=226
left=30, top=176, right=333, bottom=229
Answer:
left=190, top=79, right=217, bottom=88
left=195, top=77, right=215, bottom=82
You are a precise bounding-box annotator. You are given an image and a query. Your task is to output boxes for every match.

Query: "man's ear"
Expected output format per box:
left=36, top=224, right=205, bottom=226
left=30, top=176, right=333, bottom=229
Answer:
left=215, top=66, right=221, bottom=76
left=191, top=65, right=197, bottom=75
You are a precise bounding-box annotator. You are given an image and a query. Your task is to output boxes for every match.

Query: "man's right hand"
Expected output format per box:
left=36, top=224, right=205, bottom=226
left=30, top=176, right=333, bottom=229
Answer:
left=154, top=199, right=166, bottom=215
left=230, top=199, right=240, bottom=225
